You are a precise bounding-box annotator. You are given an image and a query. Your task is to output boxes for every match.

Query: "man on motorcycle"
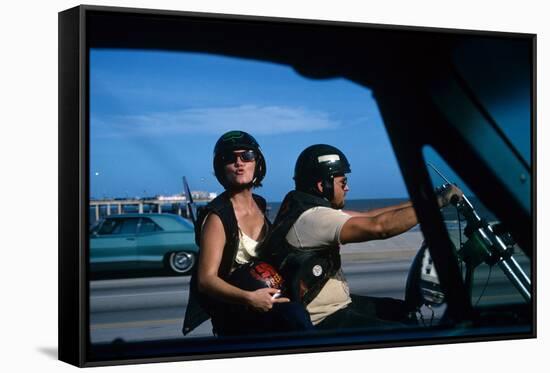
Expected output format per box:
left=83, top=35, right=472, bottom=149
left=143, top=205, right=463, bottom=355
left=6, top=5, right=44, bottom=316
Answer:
left=259, top=144, right=463, bottom=330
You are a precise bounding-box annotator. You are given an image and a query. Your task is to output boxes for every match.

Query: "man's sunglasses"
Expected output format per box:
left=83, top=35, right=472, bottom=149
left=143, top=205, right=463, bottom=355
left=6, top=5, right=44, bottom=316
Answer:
left=221, top=150, right=257, bottom=164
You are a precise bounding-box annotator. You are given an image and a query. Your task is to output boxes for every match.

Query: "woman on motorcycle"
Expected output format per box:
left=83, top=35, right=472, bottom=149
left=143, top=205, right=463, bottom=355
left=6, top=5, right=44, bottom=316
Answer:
left=190, top=130, right=313, bottom=336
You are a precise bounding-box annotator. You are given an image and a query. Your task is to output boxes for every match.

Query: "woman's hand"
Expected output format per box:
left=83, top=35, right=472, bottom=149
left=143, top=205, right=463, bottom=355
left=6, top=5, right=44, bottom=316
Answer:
left=246, top=288, right=290, bottom=312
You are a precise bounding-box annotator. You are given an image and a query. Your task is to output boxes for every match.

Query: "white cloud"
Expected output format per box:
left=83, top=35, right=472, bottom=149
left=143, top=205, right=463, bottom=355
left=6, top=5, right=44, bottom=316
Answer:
left=91, top=105, right=339, bottom=137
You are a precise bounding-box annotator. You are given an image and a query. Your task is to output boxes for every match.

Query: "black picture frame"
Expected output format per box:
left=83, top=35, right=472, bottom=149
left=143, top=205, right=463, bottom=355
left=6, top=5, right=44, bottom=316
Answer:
left=59, top=5, right=536, bottom=367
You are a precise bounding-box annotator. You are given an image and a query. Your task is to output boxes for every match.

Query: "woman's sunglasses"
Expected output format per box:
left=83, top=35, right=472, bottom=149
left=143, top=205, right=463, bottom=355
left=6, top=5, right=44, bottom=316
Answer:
left=221, top=150, right=257, bottom=164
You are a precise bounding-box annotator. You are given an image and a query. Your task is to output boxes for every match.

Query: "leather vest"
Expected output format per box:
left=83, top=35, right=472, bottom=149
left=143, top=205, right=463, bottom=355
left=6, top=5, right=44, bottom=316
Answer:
left=258, top=190, right=341, bottom=305
left=182, top=192, right=268, bottom=335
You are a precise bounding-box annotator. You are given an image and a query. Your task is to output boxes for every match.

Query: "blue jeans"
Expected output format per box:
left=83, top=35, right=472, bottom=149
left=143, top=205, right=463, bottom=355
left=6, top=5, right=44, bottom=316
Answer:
left=211, top=301, right=314, bottom=336
left=315, top=295, right=416, bottom=330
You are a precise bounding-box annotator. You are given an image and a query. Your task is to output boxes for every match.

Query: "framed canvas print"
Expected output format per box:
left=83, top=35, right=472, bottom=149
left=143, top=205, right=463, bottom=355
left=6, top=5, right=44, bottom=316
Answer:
left=58, top=5, right=536, bottom=367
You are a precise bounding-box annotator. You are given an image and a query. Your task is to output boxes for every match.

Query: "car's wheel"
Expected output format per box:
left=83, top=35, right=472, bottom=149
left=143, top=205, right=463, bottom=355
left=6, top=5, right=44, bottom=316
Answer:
left=167, top=251, right=196, bottom=275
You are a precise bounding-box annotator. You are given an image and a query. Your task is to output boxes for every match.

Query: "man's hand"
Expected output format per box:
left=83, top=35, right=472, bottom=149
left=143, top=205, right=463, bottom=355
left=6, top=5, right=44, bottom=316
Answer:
left=436, top=184, right=464, bottom=208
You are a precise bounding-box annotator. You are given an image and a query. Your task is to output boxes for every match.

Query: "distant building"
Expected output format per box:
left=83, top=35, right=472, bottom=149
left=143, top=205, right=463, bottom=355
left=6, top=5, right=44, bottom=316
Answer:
left=157, top=195, right=186, bottom=201
left=156, top=191, right=216, bottom=201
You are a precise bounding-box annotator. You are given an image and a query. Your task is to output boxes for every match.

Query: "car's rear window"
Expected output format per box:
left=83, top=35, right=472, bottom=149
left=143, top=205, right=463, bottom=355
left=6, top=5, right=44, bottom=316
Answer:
left=139, top=218, right=163, bottom=233
left=118, top=218, right=139, bottom=234
left=156, top=215, right=194, bottom=232
left=98, top=218, right=139, bottom=235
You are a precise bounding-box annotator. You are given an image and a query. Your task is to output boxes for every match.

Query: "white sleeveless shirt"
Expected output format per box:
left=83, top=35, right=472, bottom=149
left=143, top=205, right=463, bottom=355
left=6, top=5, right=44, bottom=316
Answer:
left=234, top=228, right=261, bottom=265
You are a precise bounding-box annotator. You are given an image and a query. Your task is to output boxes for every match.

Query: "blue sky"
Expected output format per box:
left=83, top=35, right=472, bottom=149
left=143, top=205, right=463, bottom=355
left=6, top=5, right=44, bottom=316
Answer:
left=90, top=49, right=407, bottom=201
left=89, top=48, right=531, bottom=202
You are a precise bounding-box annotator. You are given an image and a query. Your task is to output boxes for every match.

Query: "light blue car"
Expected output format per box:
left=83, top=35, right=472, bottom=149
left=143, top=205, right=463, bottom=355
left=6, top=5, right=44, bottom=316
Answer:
left=90, top=213, right=198, bottom=275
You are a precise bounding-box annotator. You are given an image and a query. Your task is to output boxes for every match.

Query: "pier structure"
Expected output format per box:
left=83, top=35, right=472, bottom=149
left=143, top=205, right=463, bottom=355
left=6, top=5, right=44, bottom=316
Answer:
left=89, top=194, right=214, bottom=222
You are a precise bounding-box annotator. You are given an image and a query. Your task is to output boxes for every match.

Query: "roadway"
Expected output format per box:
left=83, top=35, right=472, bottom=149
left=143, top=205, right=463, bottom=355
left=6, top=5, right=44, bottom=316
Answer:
left=89, top=255, right=530, bottom=344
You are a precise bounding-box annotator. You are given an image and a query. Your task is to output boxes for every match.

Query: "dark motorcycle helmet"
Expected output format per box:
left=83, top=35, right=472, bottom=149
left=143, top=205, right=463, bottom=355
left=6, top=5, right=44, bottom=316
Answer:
left=294, top=144, right=351, bottom=200
left=213, top=130, right=266, bottom=189
left=228, top=261, right=285, bottom=292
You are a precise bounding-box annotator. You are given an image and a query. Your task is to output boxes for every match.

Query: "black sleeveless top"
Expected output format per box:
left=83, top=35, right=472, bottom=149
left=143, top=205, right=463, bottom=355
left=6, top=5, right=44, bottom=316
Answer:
left=182, top=192, right=268, bottom=335
left=258, top=190, right=341, bottom=305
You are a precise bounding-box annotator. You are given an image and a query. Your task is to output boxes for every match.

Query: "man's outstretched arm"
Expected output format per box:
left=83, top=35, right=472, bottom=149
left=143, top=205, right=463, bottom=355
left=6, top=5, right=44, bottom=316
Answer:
left=343, top=201, right=413, bottom=218
left=339, top=185, right=463, bottom=244
left=339, top=206, right=418, bottom=244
